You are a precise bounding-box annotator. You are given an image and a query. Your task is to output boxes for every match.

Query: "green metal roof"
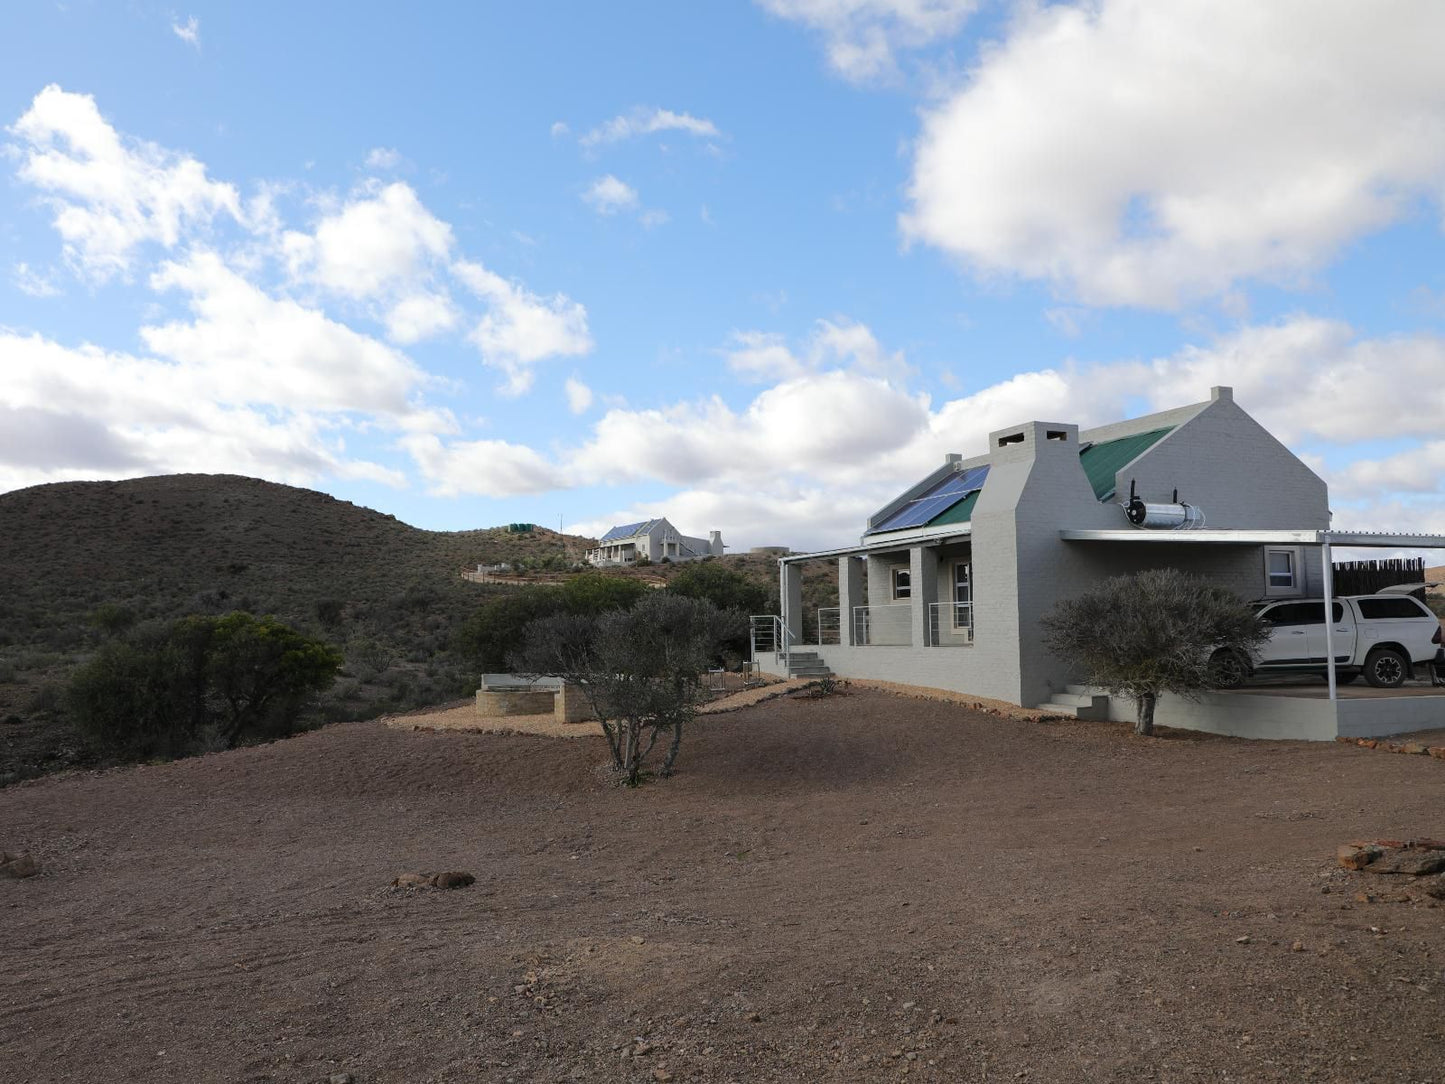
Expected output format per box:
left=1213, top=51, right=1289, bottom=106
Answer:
left=879, top=424, right=1176, bottom=534
left=925, top=488, right=981, bottom=528
left=1079, top=426, right=1174, bottom=500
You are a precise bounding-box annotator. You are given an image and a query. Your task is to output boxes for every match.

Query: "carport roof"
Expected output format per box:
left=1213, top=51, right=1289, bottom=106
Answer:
left=1059, top=529, right=1445, bottom=548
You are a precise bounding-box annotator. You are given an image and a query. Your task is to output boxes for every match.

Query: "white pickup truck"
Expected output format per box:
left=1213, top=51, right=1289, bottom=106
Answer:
left=1212, top=585, right=1443, bottom=688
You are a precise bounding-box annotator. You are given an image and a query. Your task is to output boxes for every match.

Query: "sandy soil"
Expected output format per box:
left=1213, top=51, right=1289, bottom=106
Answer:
left=3, top=687, right=1444, bottom=1083
left=384, top=681, right=812, bottom=739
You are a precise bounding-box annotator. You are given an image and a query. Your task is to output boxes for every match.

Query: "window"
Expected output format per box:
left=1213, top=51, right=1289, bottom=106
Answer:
left=1260, top=602, right=1327, bottom=627
left=1266, top=549, right=1295, bottom=590
left=1356, top=597, right=1430, bottom=620
left=952, top=562, right=973, bottom=631
left=1258, top=601, right=1344, bottom=626
left=892, top=567, right=911, bottom=601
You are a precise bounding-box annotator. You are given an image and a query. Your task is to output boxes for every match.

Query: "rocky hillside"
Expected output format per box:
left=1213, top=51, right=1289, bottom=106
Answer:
left=0, top=474, right=595, bottom=781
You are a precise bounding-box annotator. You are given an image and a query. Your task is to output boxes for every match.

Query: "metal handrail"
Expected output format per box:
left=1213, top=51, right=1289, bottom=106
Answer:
left=749, top=614, right=796, bottom=668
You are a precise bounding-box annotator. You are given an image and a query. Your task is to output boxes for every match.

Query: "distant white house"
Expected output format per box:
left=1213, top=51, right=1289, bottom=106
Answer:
left=586, top=518, right=724, bottom=566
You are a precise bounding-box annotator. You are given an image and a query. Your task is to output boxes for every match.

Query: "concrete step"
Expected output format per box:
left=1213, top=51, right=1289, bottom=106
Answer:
left=788, top=652, right=822, bottom=663
left=1037, top=700, right=1109, bottom=721
left=1048, top=691, right=1106, bottom=708
left=1064, top=683, right=1106, bottom=697
left=789, top=666, right=835, bottom=678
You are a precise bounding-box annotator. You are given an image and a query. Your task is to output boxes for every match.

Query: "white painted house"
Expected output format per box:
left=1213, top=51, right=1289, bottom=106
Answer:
left=757, top=387, right=1445, bottom=741
left=586, top=518, right=724, bottom=566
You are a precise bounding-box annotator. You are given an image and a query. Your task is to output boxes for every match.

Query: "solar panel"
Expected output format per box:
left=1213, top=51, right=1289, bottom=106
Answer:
left=868, top=465, right=989, bottom=533
left=601, top=520, right=648, bottom=542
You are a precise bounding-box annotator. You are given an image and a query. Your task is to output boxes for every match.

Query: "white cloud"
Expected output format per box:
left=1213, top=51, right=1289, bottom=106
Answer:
left=569, top=368, right=931, bottom=492
left=1333, top=444, right=1445, bottom=501
left=550, top=121, right=570, bottom=139
left=757, top=0, right=976, bottom=82
left=282, top=181, right=453, bottom=300
left=364, top=147, right=402, bottom=170
left=3, top=84, right=610, bottom=504
left=453, top=259, right=593, bottom=395
left=400, top=433, right=566, bottom=497
left=724, top=318, right=905, bottom=383
left=12, top=262, right=61, bottom=297
left=0, top=329, right=407, bottom=495
left=639, top=208, right=670, bottom=229
left=579, top=107, right=721, bottom=148
left=903, top=0, right=1445, bottom=308
left=581, top=174, right=639, bottom=215
left=564, top=376, right=594, bottom=415
left=9, top=85, right=241, bottom=280
left=171, top=15, right=200, bottom=49
left=384, top=291, right=458, bottom=344
left=276, top=180, right=592, bottom=385
left=725, top=331, right=804, bottom=382
left=413, top=313, right=1445, bottom=548
left=141, top=250, right=426, bottom=416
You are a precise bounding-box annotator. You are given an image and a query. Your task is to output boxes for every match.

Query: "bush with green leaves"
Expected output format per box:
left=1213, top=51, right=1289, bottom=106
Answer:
left=1040, top=568, right=1268, bottom=736
left=67, top=612, right=342, bottom=759
left=455, top=572, right=649, bottom=671
left=666, top=562, right=770, bottom=615
left=511, top=593, right=742, bottom=785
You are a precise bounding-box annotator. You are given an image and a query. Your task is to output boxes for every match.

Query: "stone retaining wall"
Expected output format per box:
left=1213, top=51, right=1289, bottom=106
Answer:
left=475, top=688, right=556, bottom=716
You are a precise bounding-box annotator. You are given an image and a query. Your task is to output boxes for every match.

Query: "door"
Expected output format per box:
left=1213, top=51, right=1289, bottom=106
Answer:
left=1306, top=601, right=1354, bottom=664
left=1257, top=602, right=1326, bottom=667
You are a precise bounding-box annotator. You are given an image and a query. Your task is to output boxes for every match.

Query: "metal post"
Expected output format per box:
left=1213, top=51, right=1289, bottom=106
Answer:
left=1321, top=538, right=1337, bottom=702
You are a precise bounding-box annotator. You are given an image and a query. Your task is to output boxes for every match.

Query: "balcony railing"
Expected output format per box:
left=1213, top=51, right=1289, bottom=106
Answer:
left=852, top=603, right=912, bottom=646
left=816, top=606, right=842, bottom=645
left=927, top=602, right=974, bottom=646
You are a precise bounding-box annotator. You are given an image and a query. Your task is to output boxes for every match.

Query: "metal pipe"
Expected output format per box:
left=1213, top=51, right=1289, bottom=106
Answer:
left=1322, top=539, right=1337, bottom=702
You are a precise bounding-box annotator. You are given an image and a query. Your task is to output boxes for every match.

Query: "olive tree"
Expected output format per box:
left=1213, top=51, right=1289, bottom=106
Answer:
left=1040, top=568, right=1268, bottom=736
left=512, top=593, right=742, bottom=785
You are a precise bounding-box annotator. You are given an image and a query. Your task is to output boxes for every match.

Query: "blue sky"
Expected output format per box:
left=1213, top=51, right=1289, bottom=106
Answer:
left=4, top=1, right=1445, bottom=551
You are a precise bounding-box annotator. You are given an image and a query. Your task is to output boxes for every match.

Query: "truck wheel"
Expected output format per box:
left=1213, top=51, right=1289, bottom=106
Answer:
left=1209, top=649, right=1249, bottom=688
left=1362, top=647, right=1408, bottom=688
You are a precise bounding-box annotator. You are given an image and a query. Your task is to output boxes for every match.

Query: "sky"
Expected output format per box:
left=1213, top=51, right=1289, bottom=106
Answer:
left=4, top=1, right=1445, bottom=553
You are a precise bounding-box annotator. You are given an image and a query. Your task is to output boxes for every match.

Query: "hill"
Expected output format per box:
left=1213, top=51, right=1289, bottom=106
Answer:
left=0, top=474, right=596, bottom=781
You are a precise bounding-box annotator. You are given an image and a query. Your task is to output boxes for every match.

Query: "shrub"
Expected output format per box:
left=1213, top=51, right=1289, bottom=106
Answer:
left=512, top=594, right=742, bottom=785
left=1041, top=569, right=1268, bottom=736
left=67, top=613, right=341, bottom=758
left=456, top=574, right=648, bottom=672
left=667, top=563, right=770, bottom=615
left=88, top=602, right=137, bottom=637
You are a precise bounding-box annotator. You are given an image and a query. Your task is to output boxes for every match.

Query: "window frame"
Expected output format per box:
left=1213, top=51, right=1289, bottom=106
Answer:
left=1263, top=546, right=1303, bottom=597
left=892, top=566, right=912, bottom=601
left=951, top=560, right=973, bottom=630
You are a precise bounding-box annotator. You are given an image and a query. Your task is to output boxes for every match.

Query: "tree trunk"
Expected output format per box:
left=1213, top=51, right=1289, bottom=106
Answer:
left=623, top=718, right=642, bottom=786
left=661, top=722, right=683, bottom=777
left=1134, top=692, right=1156, bottom=737
left=598, top=720, right=623, bottom=768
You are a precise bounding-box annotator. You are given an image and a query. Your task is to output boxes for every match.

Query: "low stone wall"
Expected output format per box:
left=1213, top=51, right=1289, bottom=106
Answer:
left=475, top=688, right=556, bottom=716
left=554, top=683, right=597, bottom=724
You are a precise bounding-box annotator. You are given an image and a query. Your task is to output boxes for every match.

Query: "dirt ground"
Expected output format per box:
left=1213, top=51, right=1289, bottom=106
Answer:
left=3, top=687, right=1444, bottom=1084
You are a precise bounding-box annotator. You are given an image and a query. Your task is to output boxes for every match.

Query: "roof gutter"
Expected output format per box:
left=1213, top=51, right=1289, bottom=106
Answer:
left=779, top=527, right=972, bottom=566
